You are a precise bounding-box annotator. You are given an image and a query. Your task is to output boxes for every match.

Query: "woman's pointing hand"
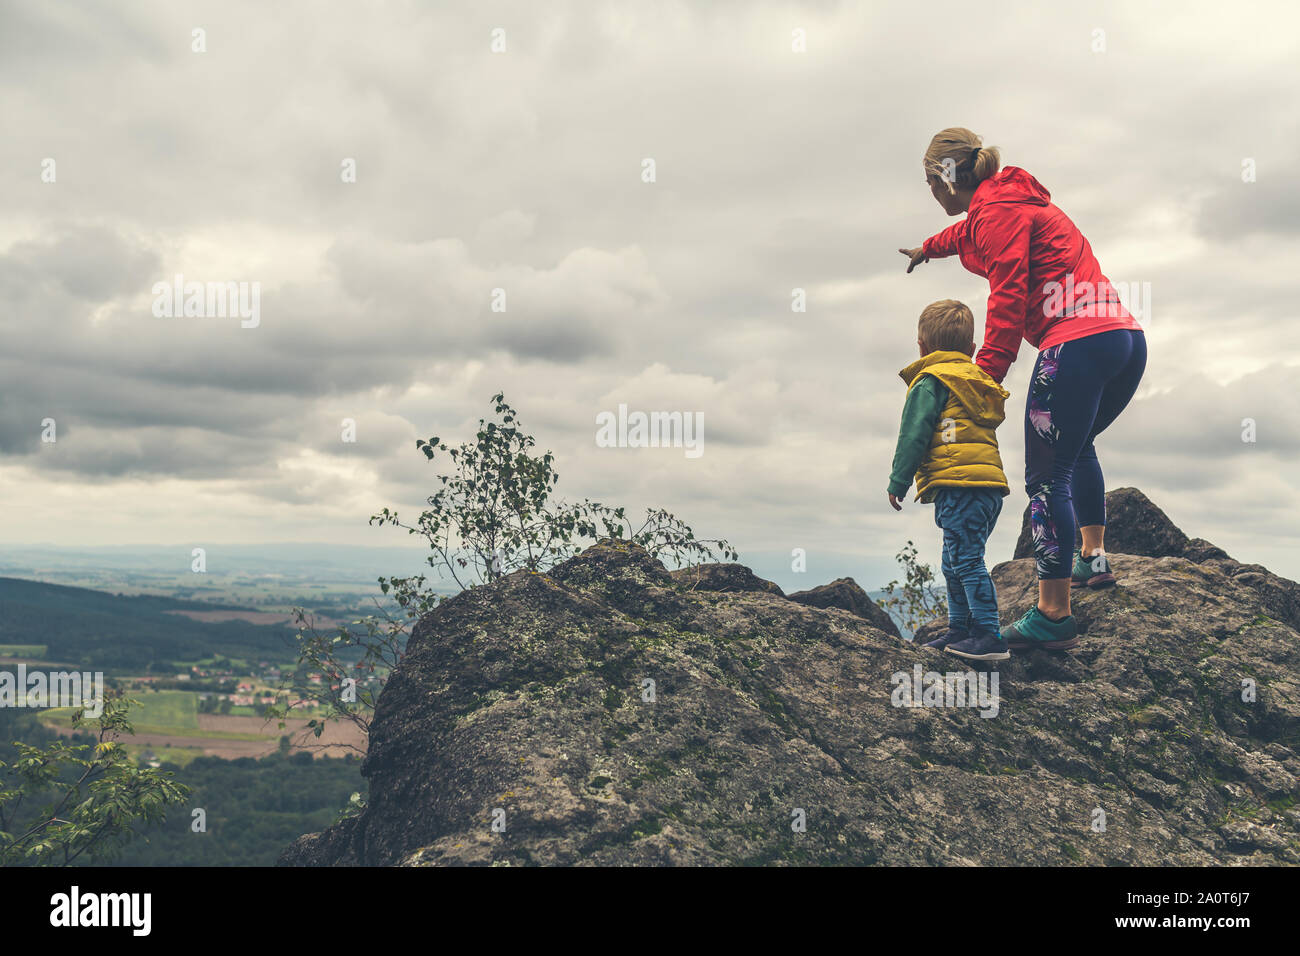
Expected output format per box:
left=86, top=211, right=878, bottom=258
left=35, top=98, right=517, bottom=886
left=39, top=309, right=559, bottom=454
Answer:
left=899, top=247, right=928, bottom=274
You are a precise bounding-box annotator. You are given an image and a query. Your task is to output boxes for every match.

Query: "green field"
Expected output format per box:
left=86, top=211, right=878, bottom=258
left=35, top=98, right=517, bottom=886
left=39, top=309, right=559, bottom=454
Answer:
left=43, top=689, right=269, bottom=739
left=44, top=688, right=197, bottom=732
left=0, top=644, right=47, bottom=657
left=125, top=689, right=200, bottom=730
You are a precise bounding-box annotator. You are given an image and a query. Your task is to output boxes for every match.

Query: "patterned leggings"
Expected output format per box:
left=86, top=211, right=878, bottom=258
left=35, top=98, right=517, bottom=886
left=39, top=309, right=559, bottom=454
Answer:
left=1025, top=329, right=1147, bottom=579
left=934, top=487, right=1004, bottom=634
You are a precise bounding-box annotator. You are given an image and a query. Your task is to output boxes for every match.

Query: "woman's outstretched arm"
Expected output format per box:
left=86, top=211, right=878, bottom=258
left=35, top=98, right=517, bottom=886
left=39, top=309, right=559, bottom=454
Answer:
left=921, top=219, right=969, bottom=259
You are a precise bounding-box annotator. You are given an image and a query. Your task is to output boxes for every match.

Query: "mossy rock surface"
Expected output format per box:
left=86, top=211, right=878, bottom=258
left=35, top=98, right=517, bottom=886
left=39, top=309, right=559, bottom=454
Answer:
left=282, top=510, right=1300, bottom=867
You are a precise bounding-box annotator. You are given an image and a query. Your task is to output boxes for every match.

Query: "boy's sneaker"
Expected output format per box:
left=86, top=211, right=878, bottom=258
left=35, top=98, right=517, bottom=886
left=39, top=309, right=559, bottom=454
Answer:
left=1071, top=550, right=1116, bottom=590
left=1001, top=606, right=1079, bottom=650
left=923, top=625, right=970, bottom=650
left=945, top=630, right=1010, bottom=661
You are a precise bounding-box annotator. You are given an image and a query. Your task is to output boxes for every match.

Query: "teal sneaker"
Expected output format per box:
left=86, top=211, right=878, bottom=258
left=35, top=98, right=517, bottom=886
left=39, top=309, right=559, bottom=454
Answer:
left=1071, top=550, right=1116, bottom=590
left=1001, top=606, right=1079, bottom=650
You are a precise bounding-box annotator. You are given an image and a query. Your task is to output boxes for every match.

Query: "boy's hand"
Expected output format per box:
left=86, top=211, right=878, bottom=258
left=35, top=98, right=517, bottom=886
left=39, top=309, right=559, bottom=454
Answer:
left=888, top=492, right=903, bottom=511
left=898, top=247, right=928, bottom=273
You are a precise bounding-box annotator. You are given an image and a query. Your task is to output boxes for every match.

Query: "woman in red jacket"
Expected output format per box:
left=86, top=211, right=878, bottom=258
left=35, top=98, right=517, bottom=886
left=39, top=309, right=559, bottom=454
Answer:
left=900, top=127, right=1146, bottom=653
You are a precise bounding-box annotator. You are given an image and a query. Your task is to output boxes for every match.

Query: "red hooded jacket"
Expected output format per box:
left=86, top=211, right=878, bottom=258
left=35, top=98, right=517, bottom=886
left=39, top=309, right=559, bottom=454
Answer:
left=921, top=167, right=1142, bottom=383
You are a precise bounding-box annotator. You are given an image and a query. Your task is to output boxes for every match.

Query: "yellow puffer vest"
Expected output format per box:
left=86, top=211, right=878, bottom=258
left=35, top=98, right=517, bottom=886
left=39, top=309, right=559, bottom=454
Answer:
left=899, top=350, right=1011, bottom=503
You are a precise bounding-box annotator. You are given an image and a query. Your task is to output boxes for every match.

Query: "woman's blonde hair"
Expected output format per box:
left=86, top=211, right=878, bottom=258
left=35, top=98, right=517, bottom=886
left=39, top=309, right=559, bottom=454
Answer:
left=923, top=127, right=1001, bottom=195
left=919, top=299, right=974, bottom=352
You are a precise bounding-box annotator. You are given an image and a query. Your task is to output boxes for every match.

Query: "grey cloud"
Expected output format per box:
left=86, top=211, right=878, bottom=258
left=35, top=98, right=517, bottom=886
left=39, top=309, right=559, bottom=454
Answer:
left=0, top=0, right=169, bottom=72
left=6, top=227, right=159, bottom=300
left=1196, top=176, right=1300, bottom=240
left=1, top=0, right=1298, bottom=579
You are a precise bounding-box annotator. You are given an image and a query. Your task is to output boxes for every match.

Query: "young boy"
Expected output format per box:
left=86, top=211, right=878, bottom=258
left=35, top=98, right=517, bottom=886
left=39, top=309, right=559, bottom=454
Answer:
left=886, top=299, right=1012, bottom=661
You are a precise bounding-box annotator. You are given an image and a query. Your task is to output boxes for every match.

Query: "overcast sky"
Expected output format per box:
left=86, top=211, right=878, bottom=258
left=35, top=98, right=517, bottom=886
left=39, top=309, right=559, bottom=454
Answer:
left=3, top=0, right=1298, bottom=590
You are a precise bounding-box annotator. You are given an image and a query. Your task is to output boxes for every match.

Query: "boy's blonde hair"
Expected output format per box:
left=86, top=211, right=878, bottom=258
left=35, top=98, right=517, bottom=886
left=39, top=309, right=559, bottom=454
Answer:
left=923, top=127, right=1001, bottom=195
left=919, top=299, right=974, bottom=352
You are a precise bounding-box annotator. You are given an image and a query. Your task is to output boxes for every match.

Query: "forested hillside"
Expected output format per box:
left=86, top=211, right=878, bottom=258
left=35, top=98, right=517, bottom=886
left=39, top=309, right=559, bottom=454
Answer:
left=0, top=577, right=298, bottom=670
left=103, top=752, right=366, bottom=866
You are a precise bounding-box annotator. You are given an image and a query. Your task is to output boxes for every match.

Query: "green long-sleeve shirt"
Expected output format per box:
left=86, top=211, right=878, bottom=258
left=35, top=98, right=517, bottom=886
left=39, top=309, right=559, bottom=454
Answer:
left=887, top=376, right=949, bottom=498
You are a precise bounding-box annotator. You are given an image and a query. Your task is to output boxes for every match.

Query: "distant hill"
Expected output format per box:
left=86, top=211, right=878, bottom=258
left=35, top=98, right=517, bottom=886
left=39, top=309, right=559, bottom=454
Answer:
left=0, top=577, right=299, bottom=671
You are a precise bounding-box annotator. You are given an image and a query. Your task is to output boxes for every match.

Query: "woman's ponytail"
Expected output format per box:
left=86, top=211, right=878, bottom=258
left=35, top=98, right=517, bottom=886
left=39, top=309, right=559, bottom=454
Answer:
left=924, top=128, right=1001, bottom=194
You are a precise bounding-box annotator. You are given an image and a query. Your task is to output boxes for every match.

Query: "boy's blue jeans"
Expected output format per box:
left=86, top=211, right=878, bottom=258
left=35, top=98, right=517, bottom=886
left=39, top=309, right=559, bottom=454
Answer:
left=932, top=487, right=1003, bottom=635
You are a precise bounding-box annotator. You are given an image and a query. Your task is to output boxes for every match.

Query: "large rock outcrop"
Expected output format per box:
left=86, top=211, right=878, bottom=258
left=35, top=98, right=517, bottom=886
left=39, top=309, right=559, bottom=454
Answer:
left=282, top=495, right=1300, bottom=866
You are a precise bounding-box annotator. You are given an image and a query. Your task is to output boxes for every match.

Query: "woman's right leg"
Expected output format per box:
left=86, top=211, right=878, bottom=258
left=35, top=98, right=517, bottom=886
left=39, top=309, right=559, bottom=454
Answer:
left=1074, top=330, right=1147, bottom=560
